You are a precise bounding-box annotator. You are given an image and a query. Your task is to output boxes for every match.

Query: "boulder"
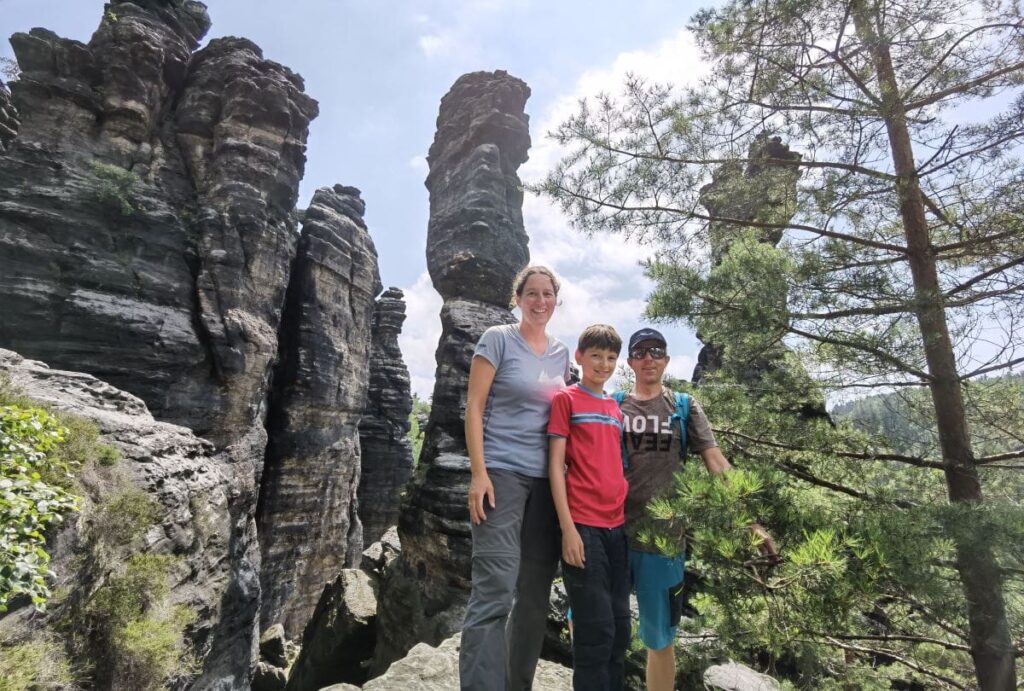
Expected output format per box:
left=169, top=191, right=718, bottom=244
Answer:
left=285, top=570, right=378, bottom=691
left=365, top=633, right=572, bottom=690
left=703, top=661, right=781, bottom=691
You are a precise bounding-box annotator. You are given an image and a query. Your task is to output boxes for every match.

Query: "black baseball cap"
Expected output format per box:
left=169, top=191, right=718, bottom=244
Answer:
left=628, top=328, right=667, bottom=353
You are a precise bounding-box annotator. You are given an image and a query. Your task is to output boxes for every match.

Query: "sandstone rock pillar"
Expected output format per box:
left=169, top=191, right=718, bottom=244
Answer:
left=358, top=288, right=415, bottom=547
left=258, top=185, right=382, bottom=636
left=372, top=70, right=532, bottom=671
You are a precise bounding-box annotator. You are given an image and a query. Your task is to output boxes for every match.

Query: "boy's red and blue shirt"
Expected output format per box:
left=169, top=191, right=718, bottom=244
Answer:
left=547, top=383, right=628, bottom=528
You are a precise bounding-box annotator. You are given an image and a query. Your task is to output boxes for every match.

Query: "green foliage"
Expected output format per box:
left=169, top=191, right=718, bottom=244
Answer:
left=85, top=554, right=196, bottom=690
left=0, top=405, right=80, bottom=612
left=0, top=639, right=73, bottom=691
left=91, top=486, right=160, bottom=547
left=409, top=394, right=430, bottom=464
left=88, top=161, right=140, bottom=217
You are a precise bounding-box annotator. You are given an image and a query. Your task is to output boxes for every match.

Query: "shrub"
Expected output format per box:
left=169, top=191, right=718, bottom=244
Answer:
left=0, top=405, right=80, bottom=612
left=91, top=486, right=160, bottom=547
left=86, top=554, right=196, bottom=690
left=0, top=639, right=73, bottom=691
left=88, top=161, right=140, bottom=217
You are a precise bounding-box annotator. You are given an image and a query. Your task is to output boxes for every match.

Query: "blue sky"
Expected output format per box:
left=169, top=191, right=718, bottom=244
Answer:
left=5, top=0, right=713, bottom=397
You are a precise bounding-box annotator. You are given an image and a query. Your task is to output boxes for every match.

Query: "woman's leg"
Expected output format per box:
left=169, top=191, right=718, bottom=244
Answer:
left=506, top=476, right=561, bottom=690
left=460, top=470, right=532, bottom=691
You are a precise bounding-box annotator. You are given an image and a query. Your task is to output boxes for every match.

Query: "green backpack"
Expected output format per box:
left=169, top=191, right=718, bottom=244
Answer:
left=611, top=390, right=690, bottom=469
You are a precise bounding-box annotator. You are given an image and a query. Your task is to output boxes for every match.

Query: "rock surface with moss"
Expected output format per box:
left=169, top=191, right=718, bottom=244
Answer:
left=0, top=348, right=251, bottom=688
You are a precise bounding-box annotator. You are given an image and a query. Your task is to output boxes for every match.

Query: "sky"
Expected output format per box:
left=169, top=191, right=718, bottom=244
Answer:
left=3, top=0, right=716, bottom=399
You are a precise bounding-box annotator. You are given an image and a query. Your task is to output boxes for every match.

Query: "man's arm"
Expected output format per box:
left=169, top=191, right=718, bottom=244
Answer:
left=549, top=436, right=584, bottom=567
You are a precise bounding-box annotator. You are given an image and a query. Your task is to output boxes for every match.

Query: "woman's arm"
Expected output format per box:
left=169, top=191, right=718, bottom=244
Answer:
left=466, top=355, right=497, bottom=525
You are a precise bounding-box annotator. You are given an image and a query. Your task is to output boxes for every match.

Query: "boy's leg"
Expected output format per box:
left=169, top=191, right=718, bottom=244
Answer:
left=506, top=476, right=561, bottom=691
left=563, top=525, right=615, bottom=691
left=460, top=470, right=532, bottom=691
left=608, top=526, right=631, bottom=690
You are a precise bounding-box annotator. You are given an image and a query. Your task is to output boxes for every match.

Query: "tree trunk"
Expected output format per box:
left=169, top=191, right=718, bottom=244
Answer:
left=852, top=2, right=1017, bottom=688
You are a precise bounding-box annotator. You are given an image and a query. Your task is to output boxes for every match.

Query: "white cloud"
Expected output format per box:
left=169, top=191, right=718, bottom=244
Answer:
left=407, top=155, right=429, bottom=175
left=418, top=33, right=453, bottom=59
left=397, top=271, right=443, bottom=400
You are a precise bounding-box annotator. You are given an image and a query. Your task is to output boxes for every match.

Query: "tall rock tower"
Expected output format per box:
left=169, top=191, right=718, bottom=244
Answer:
left=258, top=185, right=382, bottom=636
left=358, top=287, right=416, bottom=548
left=372, top=70, right=532, bottom=670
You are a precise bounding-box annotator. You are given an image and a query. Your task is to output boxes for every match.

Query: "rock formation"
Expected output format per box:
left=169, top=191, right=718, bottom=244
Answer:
left=285, top=569, right=379, bottom=691
left=0, top=80, right=17, bottom=152
left=1, top=1, right=385, bottom=684
left=0, top=349, right=248, bottom=688
left=366, top=633, right=573, bottom=690
left=693, top=133, right=801, bottom=385
left=258, top=185, right=381, bottom=636
left=358, top=287, right=415, bottom=547
left=372, top=70, right=531, bottom=671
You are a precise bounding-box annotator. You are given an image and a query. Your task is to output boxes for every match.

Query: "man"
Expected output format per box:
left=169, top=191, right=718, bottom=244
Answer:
left=619, top=328, right=777, bottom=691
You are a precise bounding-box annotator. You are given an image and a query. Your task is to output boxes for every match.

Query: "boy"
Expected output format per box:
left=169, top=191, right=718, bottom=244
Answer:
left=547, top=324, right=630, bottom=691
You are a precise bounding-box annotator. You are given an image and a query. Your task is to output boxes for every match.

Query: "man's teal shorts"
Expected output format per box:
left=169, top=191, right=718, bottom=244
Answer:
left=630, top=549, right=686, bottom=651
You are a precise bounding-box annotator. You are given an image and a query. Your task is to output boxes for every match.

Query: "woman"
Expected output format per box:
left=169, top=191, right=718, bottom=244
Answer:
left=459, top=266, right=571, bottom=691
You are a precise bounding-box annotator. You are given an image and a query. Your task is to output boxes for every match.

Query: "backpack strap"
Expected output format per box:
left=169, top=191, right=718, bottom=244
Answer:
left=611, top=390, right=629, bottom=469
left=670, top=391, right=690, bottom=463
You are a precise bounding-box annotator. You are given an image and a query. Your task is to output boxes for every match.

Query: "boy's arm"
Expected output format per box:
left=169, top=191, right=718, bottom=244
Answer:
left=549, top=436, right=584, bottom=567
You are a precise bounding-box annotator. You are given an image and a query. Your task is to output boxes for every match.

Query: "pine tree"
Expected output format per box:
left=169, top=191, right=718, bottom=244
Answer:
left=540, top=1, right=1024, bottom=687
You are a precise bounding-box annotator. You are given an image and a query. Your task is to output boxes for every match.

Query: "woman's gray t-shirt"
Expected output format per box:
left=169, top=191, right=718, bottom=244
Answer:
left=474, top=324, right=571, bottom=478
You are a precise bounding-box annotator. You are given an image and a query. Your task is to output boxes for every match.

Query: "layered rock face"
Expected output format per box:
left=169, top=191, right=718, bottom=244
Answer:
left=0, top=349, right=247, bottom=689
left=358, top=287, right=415, bottom=547
left=258, top=185, right=381, bottom=636
left=0, top=1, right=390, bottom=684
left=373, top=70, right=530, bottom=670
left=0, top=0, right=318, bottom=448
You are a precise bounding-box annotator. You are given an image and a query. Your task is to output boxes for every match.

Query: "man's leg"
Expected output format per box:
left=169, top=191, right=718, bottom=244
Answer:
left=646, top=644, right=676, bottom=691
left=564, top=525, right=615, bottom=691
left=460, top=470, right=532, bottom=691
left=507, top=476, right=561, bottom=691
left=630, top=550, right=685, bottom=691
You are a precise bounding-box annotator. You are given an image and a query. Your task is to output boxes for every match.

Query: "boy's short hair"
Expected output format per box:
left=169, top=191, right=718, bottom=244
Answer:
left=577, top=324, right=622, bottom=354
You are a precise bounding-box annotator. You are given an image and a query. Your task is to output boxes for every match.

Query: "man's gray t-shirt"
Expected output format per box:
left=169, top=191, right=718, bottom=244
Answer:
left=621, top=391, right=718, bottom=551
left=474, top=324, right=571, bottom=478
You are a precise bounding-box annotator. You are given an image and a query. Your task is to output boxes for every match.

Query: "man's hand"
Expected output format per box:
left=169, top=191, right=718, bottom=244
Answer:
left=468, top=472, right=495, bottom=525
left=562, top=525, right=585, bottom=568
left=748, top=523, right=780, bottom=562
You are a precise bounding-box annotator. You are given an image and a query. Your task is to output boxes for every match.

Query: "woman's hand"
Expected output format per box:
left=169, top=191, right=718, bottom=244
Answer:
left=562, top=525, right=585, bottom=568
left=468, top=471, right=495, bottom=525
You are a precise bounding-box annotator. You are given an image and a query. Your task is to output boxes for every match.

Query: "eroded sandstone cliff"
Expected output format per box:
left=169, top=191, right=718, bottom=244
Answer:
left=372, top=70, right=531, bottom=671
left=358, top=287, right=415, bottom=548
left=258, top=185, right=381, bottom=637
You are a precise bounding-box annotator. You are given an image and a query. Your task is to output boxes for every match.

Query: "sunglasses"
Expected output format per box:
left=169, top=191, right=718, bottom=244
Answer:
left=629, top=346, right=667, bottom=360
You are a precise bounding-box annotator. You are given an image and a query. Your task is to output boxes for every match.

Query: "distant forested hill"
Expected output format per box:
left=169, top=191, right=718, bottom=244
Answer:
left=833, top=375, right=1024, bottom=457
